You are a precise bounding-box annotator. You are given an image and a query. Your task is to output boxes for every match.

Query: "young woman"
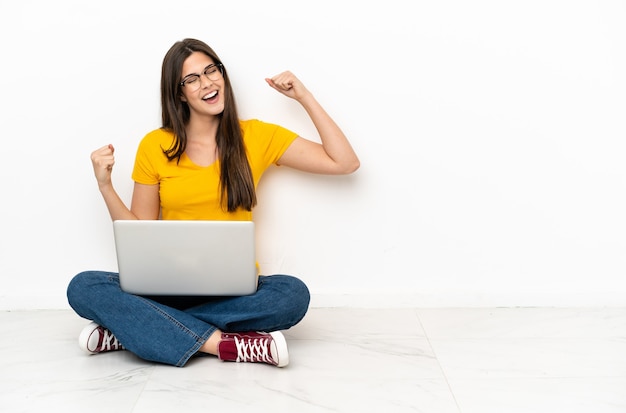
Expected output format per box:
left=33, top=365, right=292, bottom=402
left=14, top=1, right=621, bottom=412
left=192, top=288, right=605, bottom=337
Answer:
left=67, top=38, right=359, bottom=368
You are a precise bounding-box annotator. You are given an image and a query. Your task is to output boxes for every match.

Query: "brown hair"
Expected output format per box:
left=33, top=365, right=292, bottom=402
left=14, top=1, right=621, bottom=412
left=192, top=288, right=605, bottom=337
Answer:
left=160, top=38, right=256, bottom=212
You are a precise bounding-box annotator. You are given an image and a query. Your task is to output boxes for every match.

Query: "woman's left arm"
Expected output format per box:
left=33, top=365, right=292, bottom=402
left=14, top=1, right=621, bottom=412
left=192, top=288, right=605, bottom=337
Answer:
left=266, top=71, right=360, bottom=175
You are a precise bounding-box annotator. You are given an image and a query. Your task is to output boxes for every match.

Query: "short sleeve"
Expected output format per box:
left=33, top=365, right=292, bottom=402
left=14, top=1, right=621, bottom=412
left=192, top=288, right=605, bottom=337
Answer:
left=131, top=129, right=170, bottom=185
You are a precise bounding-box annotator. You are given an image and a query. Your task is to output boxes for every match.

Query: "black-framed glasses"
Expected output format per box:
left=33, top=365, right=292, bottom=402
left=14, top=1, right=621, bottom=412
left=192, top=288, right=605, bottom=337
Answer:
left=179, top=63, right=224, bottom=91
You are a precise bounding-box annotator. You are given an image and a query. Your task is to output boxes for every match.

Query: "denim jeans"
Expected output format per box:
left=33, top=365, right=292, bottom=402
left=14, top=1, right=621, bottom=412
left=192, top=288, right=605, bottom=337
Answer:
left=66, top=271, right=310, bottom=367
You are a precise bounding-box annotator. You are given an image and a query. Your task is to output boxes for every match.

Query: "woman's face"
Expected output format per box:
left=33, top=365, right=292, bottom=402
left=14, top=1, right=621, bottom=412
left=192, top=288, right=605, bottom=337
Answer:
left=179, top=52, right=226, bottom=119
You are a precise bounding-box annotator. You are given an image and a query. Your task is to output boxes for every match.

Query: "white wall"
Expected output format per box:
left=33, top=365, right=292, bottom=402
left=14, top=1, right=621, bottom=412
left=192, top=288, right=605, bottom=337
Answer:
left=1, top=0, right=625, bottom=309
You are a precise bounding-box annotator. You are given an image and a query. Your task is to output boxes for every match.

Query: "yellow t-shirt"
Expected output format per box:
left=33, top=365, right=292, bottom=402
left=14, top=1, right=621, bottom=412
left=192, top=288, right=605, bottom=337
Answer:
left=131, top=119, right=298, bottom=220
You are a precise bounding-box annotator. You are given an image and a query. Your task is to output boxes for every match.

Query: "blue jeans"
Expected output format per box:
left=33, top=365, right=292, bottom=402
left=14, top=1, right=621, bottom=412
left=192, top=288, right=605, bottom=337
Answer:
left=66, top=271, right=310, bottom=367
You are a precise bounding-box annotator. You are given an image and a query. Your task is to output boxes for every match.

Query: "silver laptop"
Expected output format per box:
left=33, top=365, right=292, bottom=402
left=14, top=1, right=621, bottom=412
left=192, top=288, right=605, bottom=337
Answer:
left=113, top=220, right=258, bottom=296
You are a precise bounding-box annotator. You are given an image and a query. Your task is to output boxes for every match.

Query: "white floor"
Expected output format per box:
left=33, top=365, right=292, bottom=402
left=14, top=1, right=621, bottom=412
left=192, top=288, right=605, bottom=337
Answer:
left=1, top=307, right=625, bottom=413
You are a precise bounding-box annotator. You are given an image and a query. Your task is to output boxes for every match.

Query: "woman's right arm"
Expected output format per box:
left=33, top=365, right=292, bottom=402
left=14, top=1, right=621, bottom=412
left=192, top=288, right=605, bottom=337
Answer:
left=91, top=144, right=160, bottom=221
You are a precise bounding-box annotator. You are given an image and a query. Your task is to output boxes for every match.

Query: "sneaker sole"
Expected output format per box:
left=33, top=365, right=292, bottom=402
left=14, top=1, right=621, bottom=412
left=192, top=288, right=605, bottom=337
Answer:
left=269, top=331, right=289, bottom=367
left=78, top=321, right=100, bottom=354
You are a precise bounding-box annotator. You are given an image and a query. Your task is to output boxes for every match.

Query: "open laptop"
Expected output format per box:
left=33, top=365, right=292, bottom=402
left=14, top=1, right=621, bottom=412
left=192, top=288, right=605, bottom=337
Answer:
left=113, top=220, right=258, bottom=296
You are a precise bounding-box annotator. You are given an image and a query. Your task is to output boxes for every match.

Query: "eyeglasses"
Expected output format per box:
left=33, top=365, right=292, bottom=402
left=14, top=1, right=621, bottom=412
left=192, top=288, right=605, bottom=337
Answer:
left=179, top=63, right=224, bottom=91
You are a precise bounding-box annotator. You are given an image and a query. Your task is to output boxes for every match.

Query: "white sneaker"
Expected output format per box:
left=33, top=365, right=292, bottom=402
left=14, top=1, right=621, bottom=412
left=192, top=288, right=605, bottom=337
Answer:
left=78, top=322, right=124, bottom=354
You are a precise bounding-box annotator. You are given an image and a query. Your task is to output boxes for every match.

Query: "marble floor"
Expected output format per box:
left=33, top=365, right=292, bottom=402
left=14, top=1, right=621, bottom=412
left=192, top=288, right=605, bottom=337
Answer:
left=1, top=307, right=625, bottom=413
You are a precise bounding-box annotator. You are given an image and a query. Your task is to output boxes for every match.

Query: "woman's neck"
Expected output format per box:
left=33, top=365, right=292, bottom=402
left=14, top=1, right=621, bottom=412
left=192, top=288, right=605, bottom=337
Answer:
left=186, top=115, right=219, bottom=144
left=184, top=116, right=220, bottom=166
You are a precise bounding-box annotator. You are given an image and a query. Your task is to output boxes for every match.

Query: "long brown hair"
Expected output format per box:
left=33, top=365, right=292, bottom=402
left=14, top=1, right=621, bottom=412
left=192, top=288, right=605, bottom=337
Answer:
left=160, top=38, right=256, bottom=212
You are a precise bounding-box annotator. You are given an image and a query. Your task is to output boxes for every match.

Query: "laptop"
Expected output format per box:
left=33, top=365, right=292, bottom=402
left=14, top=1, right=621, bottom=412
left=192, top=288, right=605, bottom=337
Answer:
left=113, top=220, right=258, bottom=296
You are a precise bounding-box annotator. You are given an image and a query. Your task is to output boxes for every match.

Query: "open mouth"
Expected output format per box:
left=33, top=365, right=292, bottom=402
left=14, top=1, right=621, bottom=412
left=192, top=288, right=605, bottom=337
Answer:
left=202, top=91, right=218, bottom=101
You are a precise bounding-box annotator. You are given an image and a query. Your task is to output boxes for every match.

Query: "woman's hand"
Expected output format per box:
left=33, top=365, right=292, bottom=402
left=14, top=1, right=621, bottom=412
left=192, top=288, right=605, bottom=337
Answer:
left=89, top=143, right=145, bottom=221
left=265, top=71, right=311, bottom=102
left=90, top=144, right=116, bottom=188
